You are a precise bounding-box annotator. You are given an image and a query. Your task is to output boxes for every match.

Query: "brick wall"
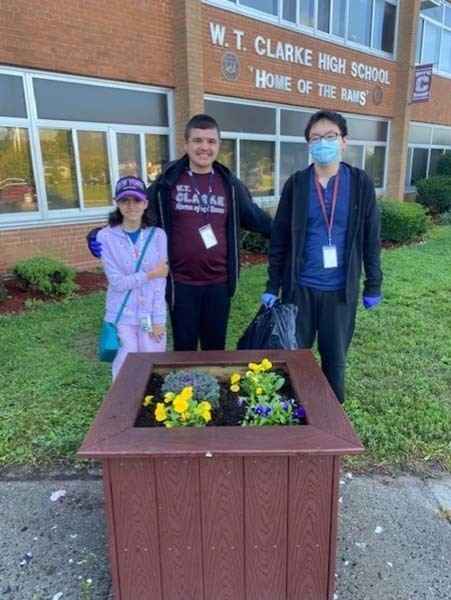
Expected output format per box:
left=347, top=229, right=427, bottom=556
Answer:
left=411, top=75, right=451, bottom=126
left=0, top=0, right=174, bottom=87
left=0, top=223, right=103, bottom=274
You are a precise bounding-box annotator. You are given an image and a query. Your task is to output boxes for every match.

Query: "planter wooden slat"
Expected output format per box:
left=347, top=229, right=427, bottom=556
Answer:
left=245, top=456, right=288, bottom=599
left=200, top=457, right=245, bottom=600
left=287, top=455, right=333, bottom=599
left=108, top=460, right=162, bottom=599
left=78, top=349, right=364, bottom=600
left=155, top=458, right=204, bottom=600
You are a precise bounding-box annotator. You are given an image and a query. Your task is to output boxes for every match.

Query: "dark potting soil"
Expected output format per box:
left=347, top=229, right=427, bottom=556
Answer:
left=135, top=370, right=303, bottom=428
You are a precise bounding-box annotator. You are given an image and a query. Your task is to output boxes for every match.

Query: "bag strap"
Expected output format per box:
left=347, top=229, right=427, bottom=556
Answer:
left=114, top=227, right=156, bottom=325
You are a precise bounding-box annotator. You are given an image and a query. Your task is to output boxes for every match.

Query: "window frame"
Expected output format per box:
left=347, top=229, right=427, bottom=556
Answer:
left=405, top=121, right=451, bottom=191
left=0, top=66, right=174, bottom=229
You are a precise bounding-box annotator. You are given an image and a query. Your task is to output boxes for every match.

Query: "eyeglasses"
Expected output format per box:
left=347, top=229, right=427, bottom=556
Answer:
left=309, top=132, right=341, bottom=144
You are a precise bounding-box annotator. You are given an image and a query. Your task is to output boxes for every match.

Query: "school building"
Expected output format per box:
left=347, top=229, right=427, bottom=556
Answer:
left=0, top=0, right=450, bottom=273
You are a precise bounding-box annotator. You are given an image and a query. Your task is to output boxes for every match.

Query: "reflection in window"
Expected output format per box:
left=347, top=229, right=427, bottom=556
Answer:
left=78, top=131, right=111, bottom=207
left=218, top=139, right=236, bottom=171
left=280, top=142, right=309, bottom=189
left=0, top=75, right=27, bottom=118
left=145, top=134, right=169, bottom=184
left=40, top=129, right=79, bottom=210
left=411, top=148, right=428, bottom=185
left=422, top=21, right=441, bottom=65
left=299, top=0, right=314, bottom=27
left=240, top=140, right=275, bottom=197
left=318, top=0, right=331, bottom=33
left=348, top=0, right=372, bottom=46
left=0, top=127, right=37, bottom=214
left=282, top=0, right=296, bottom=22
left=342, top=145, right=364, bottom=168
left=440, top=29, right=451, bottom=73
left=117, top=133, right=141, bottom=178
left=332, top=0, right=346, bottom=37
left=429, top=149, right=444, bottom=177
left=373, top=0, right=396, bottom=53
left=241, top=0, right=277, bottom=15
left=365, top=146, right=385, bottom=188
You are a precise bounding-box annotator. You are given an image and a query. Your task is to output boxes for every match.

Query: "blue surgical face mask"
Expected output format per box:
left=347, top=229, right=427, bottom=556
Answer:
left=310, top=139, right=341, bottom=166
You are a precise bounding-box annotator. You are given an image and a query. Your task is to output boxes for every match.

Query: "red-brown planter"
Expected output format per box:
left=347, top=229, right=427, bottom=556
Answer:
left=78, top=349, right=364, bottom=600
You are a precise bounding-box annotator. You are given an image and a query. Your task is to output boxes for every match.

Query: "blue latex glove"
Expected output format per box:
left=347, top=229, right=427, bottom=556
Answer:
left=88, top=236, right=102, bottom=259
left=261, top=293, right=278, bottom=308
left=363, top=295, right=382, bottom=309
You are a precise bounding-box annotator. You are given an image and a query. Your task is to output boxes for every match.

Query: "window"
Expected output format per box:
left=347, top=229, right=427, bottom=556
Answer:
left=417, top=1, right=451, bottom=76
left=78, top=131, right=111, bottom=208
left=213, top=0, right=398, bottom=56
left=118, top=133, right=142, bottom=179
left=406, top=123, right=451, bottom=188
left=240, top=140, right=275, bottom=197
left=411, top=148, right=428, bottom=185
left=0, top=68, right=172, bottom=224
left=348, top=0, right=372, bottom=46
left=0, top=127, right=37, bottom=214
left=280, top=142, right=309, bottom=189
left=145, top=135, right=170, bottom=184
left=206, top=97, right=389, bottom=204
left=40, top=129, right=79, bottom=210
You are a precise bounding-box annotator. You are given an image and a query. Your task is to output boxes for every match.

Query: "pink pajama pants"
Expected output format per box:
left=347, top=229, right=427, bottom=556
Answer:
left=112, top=324, right=166, bottom=380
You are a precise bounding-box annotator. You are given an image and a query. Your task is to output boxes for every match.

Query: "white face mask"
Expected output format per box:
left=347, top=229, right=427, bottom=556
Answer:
left=310, top=139, right=341, bottom=166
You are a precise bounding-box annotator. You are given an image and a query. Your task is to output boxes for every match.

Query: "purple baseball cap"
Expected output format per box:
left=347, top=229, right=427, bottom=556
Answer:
left=114, top=176, right=147, bottom=202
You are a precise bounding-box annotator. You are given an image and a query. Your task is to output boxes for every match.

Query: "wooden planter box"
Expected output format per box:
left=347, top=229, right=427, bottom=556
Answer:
left=78, top=349, right=364, bottom=600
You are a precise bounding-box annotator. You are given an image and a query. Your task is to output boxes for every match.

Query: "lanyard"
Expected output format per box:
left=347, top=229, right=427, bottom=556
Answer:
left=314, top=171, right=340, bottom=246
left=187, top=169, right=214, bottom=217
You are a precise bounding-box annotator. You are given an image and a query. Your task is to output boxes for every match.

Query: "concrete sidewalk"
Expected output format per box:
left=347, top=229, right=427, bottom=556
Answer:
left=0, top=468, right=450, bottom=600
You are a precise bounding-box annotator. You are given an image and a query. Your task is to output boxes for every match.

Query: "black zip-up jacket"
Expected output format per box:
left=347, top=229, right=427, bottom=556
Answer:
left=265, top=163, right=382, bottom=304
left=148, top=155, right=272, bottom=307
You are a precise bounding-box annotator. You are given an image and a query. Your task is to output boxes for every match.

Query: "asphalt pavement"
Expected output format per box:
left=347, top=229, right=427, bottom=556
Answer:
left=0, top=465, right=450, bottom=600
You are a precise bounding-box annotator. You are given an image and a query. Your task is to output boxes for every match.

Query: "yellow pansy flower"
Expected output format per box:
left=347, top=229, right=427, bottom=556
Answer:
left=181, top=412, right=190, bottom=421
left=261, top=358, right=272, bottom=371
left=143, top=395, right=153, bottom=407
left=173, top=396, right=189, bottom=414
left=230, top=384, right=240, bottom=392
left=256, top=387, right=263, bottom=395
left=248, top=362, right=260, bottom=372
left=155, top=403, right=167, bottom=422
left=202, top=411, right=211, bottom=423
left=230, top=373, right=241, bottom=384
left=180, top=386, right=193, bottom=401
left=164, top=392, right=175, bottom=404
left=198, top=401, right=212, bottom=411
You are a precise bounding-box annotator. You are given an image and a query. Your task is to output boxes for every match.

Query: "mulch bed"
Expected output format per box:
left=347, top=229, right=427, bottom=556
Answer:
left=0, top=271, right=107, bottom=315
left=0, top=251, right=267, bottom=316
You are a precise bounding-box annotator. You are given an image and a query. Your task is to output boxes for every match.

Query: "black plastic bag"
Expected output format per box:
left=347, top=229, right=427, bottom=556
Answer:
left=237, top=303, right=299, bottom=350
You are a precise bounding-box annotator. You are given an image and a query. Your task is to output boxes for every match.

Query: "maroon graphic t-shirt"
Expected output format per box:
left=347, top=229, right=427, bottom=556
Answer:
left=170, top=169, right=228, bottom=285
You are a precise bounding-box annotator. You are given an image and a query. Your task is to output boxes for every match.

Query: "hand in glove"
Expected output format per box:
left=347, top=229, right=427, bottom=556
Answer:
left=363, top=295, right=382, bottom=309
left=261, top=293, right=278, bottom=309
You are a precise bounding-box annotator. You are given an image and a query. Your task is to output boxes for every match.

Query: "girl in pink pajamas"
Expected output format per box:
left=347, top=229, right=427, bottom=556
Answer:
left=99, top=176, right=168, bottom=379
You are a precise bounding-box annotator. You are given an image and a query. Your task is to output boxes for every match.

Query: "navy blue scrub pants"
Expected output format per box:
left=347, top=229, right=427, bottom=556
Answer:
left=170, top=281, right=231, bottom=351
left=293, top=284, right=358, bottom=404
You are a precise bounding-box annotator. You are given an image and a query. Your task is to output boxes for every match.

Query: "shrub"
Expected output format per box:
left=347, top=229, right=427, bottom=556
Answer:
left=0, top=279, right=7, bottom=302
left=12, top=257, right=78, bottom=296
left=437, top=210, right=451, bottom=226
left=415, top=175, right=451, bottom=215
left=436, top=151, right=451, bottom=176
left=240, top=230, right=270, bottom=254
left=162, top=369, right=220, bottom=408
left=378, top=200, right=430, bottom=244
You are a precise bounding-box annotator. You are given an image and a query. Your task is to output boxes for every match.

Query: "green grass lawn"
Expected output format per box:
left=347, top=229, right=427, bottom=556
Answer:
left=0, top=226, right=450, bottom=471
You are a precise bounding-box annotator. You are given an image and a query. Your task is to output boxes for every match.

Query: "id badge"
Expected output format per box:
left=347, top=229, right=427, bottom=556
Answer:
left=322, top=245, right=338, bottom=269
left=199, top=224, right=218, bottom=249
